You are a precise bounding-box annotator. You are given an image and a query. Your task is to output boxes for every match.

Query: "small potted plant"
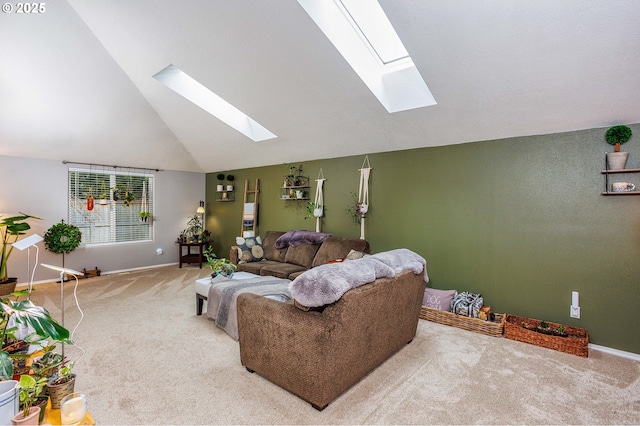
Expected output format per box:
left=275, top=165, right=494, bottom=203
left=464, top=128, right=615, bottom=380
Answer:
left=0, top=214, right=41, bottom=295
left=553, top=325, right=568, bottom=337
left=12, top=374, right=47, bottom=425
left=216, top=174, right=225, bottom=192
left=46, top=361, right=76, bottom=409
left=226, top=175, right=235, bottom=192
left=139, top=212, right=152, bottom=223
left=536, top=321, right=553, bottom=335
left=203, top=247, right=237, bottom=279
left=605, top=125, right=633, bottom=170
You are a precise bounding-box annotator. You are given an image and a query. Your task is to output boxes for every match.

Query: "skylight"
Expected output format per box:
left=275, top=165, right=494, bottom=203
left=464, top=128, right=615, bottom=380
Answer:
left=297, top=0, right=436, bottom=113
left=153, top=64, right=276, bottom=142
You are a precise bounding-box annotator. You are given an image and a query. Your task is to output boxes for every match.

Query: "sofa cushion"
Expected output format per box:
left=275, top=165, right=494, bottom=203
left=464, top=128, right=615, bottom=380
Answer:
left=284, top=243, right=321, bottom=269
left=235, top=236, right=264, bottom=263
left=237, top=260, right=283, bottom=275
left=262, top=231, right=288, bottom=262
left=259, top=263, right=308, bottom=280
left=312, top=236, right=370, bottom=267
left=423, top=288, right=457, bottom=311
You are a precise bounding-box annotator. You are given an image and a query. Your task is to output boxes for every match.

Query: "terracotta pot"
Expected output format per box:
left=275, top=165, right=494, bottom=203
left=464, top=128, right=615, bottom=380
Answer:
left=11, top=406, right=40, bottom=425
left=0, top=278, right=18, bottom=296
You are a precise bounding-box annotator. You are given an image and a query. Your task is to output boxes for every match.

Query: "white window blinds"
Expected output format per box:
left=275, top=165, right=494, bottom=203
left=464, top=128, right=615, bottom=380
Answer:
left=68, top=168, right=154, bottom=245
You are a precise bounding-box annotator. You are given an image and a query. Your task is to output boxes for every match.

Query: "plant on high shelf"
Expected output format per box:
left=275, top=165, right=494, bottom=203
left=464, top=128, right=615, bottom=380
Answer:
left=12, top=374, right=47, bottom=424
left=226, top=174, right=235, bottom=191
left=284, top=164, right=306, bottom=187
left=216, top=173, right=225, bottom=192
left=0, top=213, right=41, bottom=295
left=605, top=124, right=633, bottom=170
left=203, top=246, right=237, bottom=278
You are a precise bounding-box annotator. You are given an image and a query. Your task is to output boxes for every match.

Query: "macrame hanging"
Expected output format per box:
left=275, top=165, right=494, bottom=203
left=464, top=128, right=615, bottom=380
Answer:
left=358, top=155, right=371, bottom=240
left=313, top=169, right=325, bottom=232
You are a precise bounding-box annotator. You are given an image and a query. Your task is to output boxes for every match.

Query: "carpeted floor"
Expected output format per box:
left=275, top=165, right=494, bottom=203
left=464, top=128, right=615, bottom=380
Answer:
left=26, top=266, right=640, bottom=425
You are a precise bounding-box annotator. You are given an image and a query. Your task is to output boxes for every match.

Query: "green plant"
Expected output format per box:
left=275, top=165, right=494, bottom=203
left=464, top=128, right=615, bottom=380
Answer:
left=0, top=213, right=41, bottom=283
left=31, top=344, right=64, bottom=380
left=216, top=173, right=225, bottom=183
left=539, top=321, right=549, bottom=329
left=305, top=201, right=316, bottom=220
left=123, top=190, right=135, bottom=206
left=43, top=220, right=82, bottom=255
left=226, top=175, right=235, bottom=185
left=605, top=125, right=633, bottom=152
left=0, top=295, right=70, bottom=380
left=139, top=212, right=152, bottom=219
left=284, top=164, right=303, bottom=186
left=17, top=374, right=47, bottom=418
left=203, top=247, right=237, bottom=277
left=184, top=215, right=203, bottom=241
left=345, top=192, right=367, bottom=224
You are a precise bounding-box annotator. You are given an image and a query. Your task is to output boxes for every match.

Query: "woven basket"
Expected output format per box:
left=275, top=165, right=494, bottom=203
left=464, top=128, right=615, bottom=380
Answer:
left=420, top=306, right=505, bottom=337
left=504, top=314, right=589, bottom=357
left=47, top=374, right=76, bottom=409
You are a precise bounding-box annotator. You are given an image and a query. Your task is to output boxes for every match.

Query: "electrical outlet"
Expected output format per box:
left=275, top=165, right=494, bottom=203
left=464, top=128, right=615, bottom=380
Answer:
left=570, top=306, right=580, bottom=319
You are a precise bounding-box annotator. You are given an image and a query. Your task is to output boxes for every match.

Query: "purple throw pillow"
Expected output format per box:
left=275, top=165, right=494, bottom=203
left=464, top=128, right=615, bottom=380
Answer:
left=423, top=288, right=458, bottom=311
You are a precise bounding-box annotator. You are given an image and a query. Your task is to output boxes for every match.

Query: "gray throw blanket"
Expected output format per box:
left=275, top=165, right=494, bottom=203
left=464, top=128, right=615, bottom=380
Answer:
left=289, top=248, right=429, bottom=308
left=289, top=257, right=395, bottom=307
left=370, top=248, right=429, bottom=283
left=274, top=230, right=332, bottom=249
left=207, top=275, right=291, bottom=340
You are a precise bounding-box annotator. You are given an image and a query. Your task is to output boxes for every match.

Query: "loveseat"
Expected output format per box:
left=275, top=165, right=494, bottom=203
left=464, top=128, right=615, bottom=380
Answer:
left=229, top=230, right=370, bottom=280
left=236, top=249, right=428, bottom=411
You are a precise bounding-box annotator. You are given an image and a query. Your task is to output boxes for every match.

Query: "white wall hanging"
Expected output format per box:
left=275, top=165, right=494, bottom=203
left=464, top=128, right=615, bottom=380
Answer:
left=313, top=169, right=325, bottom=232
left=358, top=155, right=371, bottom=240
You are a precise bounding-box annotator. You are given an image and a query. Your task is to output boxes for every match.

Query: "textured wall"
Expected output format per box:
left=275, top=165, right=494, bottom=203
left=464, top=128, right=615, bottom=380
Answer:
left=207, top=124, right=640, bottom=354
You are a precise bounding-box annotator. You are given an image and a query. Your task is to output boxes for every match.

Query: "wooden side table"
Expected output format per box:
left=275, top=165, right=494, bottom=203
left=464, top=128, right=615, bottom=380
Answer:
left=178, top=242, right=209, bottom=268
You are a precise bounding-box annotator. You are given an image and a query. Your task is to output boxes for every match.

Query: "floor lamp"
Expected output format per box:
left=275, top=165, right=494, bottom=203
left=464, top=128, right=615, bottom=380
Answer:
left=11, top=233, right=44, bottom=296
left=40, top=263, right=83, bottom=358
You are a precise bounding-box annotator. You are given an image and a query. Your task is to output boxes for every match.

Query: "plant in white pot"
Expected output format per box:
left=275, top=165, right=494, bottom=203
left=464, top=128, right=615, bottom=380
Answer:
left=605, top=125, right=633, bottom=170
left=226, top=174, right=235, bottom=191
left=216, top=174, right=225, bottom=192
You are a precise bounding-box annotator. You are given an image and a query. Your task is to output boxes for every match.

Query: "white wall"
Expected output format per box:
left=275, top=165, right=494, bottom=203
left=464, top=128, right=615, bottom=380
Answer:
left=0, top=155, right=205, bottom=284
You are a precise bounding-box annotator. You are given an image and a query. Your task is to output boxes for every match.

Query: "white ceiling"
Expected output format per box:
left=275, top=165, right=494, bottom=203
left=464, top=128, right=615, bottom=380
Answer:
left=1, top=0, right=639, bottom=173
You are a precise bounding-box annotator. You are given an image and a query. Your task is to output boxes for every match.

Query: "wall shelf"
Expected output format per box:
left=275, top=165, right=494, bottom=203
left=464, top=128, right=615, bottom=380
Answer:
left=601, top=162, right=640, bottom=195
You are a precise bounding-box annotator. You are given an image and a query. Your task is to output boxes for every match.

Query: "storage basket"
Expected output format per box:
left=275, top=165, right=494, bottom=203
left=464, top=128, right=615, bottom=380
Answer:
left=503, top=314, right=589, bottom=357
left=420, top=306, right=505, bottom=337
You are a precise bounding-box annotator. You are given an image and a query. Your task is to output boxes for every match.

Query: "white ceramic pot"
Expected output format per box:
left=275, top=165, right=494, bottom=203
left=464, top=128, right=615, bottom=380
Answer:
left=0, top=380, right=19, bottom=425
left=607, top=152, right=629, bottom=170
left=216, top=184, right=224, bottom=192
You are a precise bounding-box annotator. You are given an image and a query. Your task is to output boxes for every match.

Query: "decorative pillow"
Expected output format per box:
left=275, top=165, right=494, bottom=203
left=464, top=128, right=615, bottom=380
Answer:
left=345, top=249, right=369, bottom=261
left=423, top=288, right=458, bottom=311
left=235, top=236, right=264, bottom=263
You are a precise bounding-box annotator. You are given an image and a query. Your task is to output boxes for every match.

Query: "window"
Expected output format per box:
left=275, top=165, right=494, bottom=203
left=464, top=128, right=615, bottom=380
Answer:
left=68, top=168, right=154, bottom=245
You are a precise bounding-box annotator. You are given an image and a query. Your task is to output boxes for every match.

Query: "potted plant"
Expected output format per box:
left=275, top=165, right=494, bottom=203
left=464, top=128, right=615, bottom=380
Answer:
left=0, top=214, right=40, bottom=295
left=184, top=215, right=203, bottom=243
left=203, top=247, right=237, bottom=278
left=605, top=125, right=633, bottom=170
left=216, top=174, right=225, bottom=192
left=284, top=164, right=303, bottom=187
left=536, top=321, right=553, bottom=335
left=226, top=175, right=235, bottom=192
left=46, top=361, right=76, bottom=410
left=139, top=212, right=152, bottom=223
left=553, top=325, right=568, bottom=337
left=12, top=375, right=47, bottom=425
left=0, top=296, right=70, bottom=381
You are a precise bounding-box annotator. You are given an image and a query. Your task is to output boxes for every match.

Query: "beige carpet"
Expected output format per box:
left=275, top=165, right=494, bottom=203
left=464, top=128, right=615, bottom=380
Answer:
left=26, top=266, right=640, bottom=425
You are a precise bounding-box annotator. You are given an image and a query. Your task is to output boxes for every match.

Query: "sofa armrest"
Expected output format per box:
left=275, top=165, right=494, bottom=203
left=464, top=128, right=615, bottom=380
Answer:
left=229, top=246, right=238, bottom=265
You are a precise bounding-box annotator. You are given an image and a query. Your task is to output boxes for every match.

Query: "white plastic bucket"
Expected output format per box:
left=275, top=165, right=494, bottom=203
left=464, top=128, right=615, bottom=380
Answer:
left=0, top=380, right=19, bottom=425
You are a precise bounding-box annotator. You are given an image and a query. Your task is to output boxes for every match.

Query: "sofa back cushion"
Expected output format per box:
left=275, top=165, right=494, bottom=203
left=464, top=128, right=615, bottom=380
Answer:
left=312, top=237, right=370, bottom=268
left=284, top=243, right=321, bottom=268
left=262, top=231, right=288, bottom=262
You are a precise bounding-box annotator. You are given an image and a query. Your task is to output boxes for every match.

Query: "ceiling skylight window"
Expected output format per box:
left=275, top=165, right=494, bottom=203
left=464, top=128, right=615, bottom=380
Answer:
left=297, top=0, right=436, bottom=113
left=153, top=64, right=276, bottom=142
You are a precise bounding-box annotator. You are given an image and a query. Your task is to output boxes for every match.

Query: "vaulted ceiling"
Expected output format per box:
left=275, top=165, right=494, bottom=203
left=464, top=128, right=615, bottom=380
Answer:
left=1, top=0, right=639, bottom=172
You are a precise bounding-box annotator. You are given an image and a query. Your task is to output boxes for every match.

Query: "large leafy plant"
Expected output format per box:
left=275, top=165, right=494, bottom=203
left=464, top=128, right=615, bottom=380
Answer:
left=0, top=213, right=40, bottom=282
left=0, top=295, right=70, bottom=380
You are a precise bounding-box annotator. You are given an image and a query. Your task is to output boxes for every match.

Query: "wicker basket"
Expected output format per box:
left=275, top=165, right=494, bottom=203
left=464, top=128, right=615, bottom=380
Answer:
left=420, top=306, right=505, bottom=337
left=503, top=314, right=589, bottom=357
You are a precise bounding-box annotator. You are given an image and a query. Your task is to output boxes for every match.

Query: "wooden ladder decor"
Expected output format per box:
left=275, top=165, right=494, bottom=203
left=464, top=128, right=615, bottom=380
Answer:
left=240, top=179, right=260, bottom=237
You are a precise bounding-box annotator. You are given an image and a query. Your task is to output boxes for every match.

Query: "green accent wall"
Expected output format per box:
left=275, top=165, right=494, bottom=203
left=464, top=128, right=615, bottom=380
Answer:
left=206, top=124, right=640, bottom=354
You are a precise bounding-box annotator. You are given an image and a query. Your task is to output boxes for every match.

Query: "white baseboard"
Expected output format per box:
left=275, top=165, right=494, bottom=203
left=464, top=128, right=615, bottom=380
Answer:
left=16, top=262, right=180, bottom=288
left=589, top=343, right=640, bottom=361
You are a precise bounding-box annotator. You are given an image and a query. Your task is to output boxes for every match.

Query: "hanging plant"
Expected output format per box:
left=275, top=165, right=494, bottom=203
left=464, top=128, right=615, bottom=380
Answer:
left=43, top=220, right=82, bottom=254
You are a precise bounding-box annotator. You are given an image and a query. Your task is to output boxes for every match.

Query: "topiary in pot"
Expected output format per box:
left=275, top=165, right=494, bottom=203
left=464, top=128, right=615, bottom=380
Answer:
left=605, top=125, right=633, bottom=170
